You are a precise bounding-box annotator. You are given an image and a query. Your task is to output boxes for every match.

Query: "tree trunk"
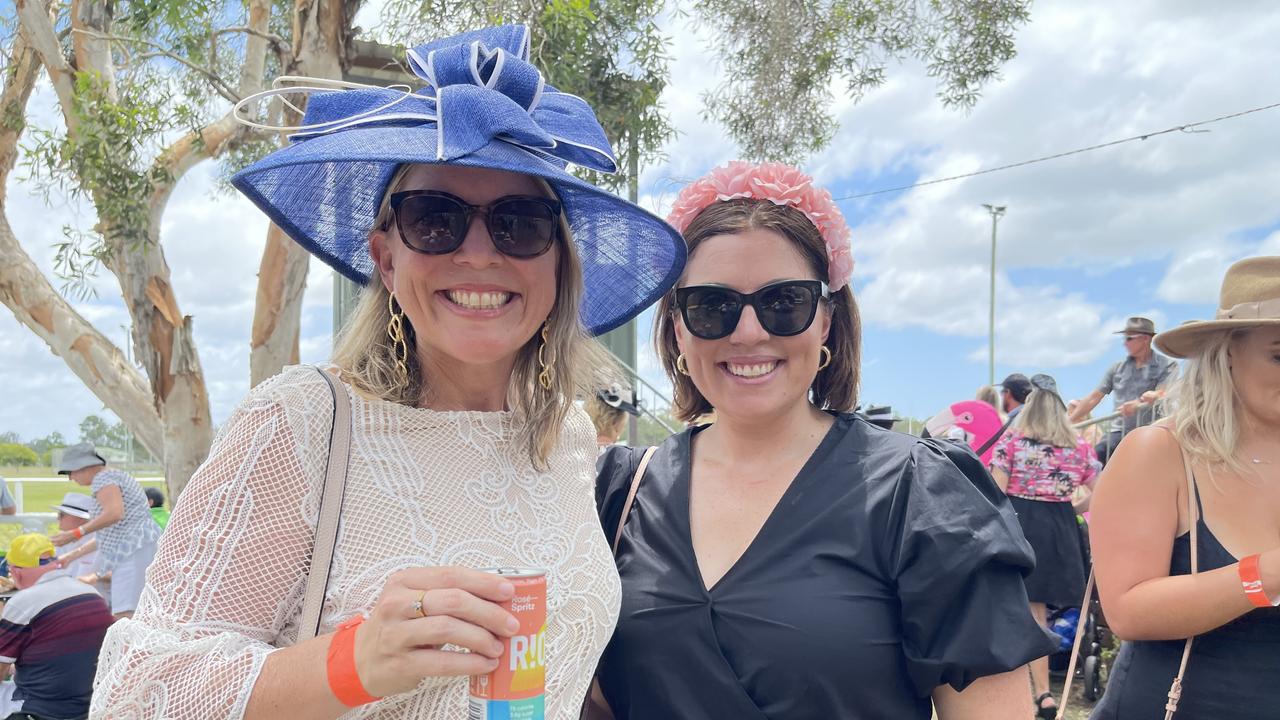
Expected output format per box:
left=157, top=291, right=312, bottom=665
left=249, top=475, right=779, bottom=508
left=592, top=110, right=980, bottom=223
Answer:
left=250, top=225, right=310, bottom=385
left=0, top=25, right=165, bottom=459
left=14, top=0, right=272, bottom=500
left=248, top=0, right=351, bottom=385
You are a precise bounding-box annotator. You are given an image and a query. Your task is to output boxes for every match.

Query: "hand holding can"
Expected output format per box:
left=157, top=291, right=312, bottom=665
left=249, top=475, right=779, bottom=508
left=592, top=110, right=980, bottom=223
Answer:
left=469, top=568, right=548, bottom=720
left=351, top=566, right=522, bottom=699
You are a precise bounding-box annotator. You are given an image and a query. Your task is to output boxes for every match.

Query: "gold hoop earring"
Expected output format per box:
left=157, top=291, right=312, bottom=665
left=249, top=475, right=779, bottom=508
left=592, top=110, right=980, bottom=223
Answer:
left=817, top=345, right=832, bottom=371
left=387, top=293, right=409, bottom=380
left=675, top=353, right=690, bottom=376
left=537, top=322, right=553, bottom=391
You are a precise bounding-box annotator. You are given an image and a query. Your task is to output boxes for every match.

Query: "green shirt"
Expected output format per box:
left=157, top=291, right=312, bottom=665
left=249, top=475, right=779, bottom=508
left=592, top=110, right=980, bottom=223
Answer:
left=150, top=507, right=170, bottom=530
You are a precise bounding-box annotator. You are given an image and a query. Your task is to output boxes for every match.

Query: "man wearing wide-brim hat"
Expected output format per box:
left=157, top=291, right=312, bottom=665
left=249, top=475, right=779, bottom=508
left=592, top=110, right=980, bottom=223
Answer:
left=1067, top=315, right=1179, bottom=464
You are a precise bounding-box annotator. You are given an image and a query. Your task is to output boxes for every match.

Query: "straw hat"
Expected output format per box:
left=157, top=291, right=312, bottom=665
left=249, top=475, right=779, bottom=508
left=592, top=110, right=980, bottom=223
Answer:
left=1154, top=256, right=1280, bottom=359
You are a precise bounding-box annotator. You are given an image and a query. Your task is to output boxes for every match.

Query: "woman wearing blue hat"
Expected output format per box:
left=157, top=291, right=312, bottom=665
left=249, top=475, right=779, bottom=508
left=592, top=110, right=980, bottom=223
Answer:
left=91, top=25, right=684, bottom=720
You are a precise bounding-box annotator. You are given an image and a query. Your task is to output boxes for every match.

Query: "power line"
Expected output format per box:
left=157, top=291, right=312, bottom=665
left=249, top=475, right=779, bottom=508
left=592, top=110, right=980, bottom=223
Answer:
left=833, top=100, right=1280, bottom=201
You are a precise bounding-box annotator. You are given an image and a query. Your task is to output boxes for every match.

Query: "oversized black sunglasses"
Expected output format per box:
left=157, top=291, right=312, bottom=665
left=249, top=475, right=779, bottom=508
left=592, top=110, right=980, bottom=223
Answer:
left=383, top=190, right=562, bottom=258
left=674, top=279, right=828, bottom=340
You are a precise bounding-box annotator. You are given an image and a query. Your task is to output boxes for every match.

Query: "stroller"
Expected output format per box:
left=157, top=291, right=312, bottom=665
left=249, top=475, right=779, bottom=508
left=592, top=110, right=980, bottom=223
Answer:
left=1046, top=515, right=1109, bottom=703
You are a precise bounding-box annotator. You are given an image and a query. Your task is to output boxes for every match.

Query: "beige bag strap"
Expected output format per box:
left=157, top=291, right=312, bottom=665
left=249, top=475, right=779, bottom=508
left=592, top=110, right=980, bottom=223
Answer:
left=1055, top=428, right=1197, bottom=720
left=580, top=446, right=658, bottom=720
left=612, top=447, right=657, bottom=554
left=298, top=366, right=353, bottom=641
left=1163, top=445, right=1198, bottom=720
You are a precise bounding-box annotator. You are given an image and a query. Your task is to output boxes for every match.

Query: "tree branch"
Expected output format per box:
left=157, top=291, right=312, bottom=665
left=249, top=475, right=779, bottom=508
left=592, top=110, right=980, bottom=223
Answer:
left=0, top=19, right=42, bottom=192
left=215, top=23, right=293, bottom=68
left=15, top=0, right=80, bottom=135
left=72, top=28, right=243, bottom=103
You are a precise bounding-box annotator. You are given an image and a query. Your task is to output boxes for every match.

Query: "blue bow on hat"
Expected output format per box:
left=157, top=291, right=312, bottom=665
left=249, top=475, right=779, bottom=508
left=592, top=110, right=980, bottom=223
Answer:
left=232, top=24, right=685, bottom=336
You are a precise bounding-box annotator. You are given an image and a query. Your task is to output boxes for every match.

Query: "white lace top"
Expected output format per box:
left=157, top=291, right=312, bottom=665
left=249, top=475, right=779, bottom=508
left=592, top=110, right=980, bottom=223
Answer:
left=91, top=365, right=621, bottom=719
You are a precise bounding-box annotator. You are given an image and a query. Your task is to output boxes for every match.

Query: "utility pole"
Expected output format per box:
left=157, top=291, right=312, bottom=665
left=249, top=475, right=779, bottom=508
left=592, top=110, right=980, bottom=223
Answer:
left=982, top=204, right=1007, bottom=386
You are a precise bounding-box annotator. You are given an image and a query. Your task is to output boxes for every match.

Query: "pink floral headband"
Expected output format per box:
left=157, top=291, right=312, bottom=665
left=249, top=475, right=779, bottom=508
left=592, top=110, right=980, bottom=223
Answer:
left=665, top=161, right=854, bottom=291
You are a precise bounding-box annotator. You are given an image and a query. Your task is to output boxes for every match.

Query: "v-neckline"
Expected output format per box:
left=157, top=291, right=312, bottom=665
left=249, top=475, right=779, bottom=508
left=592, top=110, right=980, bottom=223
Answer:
left=680, top=416, right=843, bottom=595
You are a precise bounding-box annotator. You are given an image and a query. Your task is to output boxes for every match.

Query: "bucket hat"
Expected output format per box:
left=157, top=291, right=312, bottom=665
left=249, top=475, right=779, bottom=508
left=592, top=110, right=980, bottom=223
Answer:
left=55, top=443, right=106, bottom=474
left=597, top=384, right=640, bottom=417
left=231, top=24, right=685, bottom=335
left=1155, top=256, right=1280, bottom=359
left=53, top=493, right=97, bottom=520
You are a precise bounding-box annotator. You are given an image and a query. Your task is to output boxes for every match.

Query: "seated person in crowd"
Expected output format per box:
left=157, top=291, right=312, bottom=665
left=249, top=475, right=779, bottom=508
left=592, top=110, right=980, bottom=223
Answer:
left=143, top=488, right=169, bottom=530
left=50, top=494, right=105, bottom=592
left=0, top=479, right=14, bottom=516
left=0, top=534, right=114, bottom=720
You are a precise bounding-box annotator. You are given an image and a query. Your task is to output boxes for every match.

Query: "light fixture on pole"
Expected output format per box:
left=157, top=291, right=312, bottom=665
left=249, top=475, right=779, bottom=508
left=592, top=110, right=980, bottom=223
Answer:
left=982, top=204, right=1007, bottom=386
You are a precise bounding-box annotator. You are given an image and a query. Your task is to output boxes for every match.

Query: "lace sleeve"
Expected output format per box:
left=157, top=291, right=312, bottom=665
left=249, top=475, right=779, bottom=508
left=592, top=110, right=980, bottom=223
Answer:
left=91, top=368, right=328, bottom=719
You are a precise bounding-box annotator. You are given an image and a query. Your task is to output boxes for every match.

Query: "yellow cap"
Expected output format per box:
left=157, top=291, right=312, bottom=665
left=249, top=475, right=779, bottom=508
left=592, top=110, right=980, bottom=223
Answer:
left=7, top=534, right=56, bottom=569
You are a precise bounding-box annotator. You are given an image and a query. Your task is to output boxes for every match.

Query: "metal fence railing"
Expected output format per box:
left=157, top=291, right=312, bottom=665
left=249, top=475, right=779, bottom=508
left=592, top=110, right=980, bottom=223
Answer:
left=609, top=358, right=679, bottom=437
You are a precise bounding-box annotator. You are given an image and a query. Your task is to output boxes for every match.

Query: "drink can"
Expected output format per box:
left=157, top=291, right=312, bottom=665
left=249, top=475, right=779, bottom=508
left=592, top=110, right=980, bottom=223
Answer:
left=468, top=568, right=547, bottom=720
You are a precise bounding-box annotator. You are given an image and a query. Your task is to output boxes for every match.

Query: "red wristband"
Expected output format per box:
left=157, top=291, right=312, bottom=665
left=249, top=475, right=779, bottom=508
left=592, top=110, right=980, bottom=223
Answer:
left=1238, top=554, right=1278, bottom=608
left=71, top=527, right=84, bottom=540
left=327, top=615, right=380, bottom=707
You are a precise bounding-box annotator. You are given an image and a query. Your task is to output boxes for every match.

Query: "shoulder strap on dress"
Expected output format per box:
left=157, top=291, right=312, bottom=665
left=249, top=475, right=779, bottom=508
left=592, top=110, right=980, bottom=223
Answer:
left=298, top=366, right=353, bottom=641
left=611, top=446, right=657, bottom=556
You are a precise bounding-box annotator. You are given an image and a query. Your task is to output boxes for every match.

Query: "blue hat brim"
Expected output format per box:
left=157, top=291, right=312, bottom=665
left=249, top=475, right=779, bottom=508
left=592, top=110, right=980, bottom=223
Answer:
left=231, top=126, right=686, bottom=336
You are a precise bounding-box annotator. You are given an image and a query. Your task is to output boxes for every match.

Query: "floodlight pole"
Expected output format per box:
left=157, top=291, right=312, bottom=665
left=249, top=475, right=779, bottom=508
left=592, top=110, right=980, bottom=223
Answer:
left=982, top=204, right=1007, bottom=386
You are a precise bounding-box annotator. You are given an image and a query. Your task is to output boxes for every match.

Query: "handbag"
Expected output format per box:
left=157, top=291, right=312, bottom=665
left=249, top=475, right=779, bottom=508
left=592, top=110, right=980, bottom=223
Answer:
left=1056, top=429, right=1198, bottom=720
left=580, top=446, right=658, bottom=720
left=297, top=365, right=354, bottom=641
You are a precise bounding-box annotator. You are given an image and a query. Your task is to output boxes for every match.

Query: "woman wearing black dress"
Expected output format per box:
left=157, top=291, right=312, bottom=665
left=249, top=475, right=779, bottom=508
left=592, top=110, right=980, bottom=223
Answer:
left=595, top=162, right=1055, bottom=719
left=1090, top=257, right=1280, bottom=719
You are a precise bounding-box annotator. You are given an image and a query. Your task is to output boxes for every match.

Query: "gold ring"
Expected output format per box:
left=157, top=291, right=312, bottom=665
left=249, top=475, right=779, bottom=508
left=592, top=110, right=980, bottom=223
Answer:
left=411, top=591, right=428, bottom=618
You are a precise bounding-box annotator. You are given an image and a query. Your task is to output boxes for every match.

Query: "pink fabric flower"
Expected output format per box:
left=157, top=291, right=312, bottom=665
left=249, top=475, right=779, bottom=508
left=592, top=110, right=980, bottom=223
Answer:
left=666, top=161, right=855, bottom=291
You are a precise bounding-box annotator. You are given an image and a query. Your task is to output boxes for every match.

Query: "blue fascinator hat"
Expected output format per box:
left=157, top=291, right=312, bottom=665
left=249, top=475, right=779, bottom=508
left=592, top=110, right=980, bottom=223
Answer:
left=231, top=25, right=685, bottom=335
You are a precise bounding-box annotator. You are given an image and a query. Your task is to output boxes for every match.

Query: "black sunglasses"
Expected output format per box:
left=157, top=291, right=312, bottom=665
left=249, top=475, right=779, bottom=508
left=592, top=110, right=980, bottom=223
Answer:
left=383, top=190, right=562, bottom=258
left=675, top=280, right=828, bottom=340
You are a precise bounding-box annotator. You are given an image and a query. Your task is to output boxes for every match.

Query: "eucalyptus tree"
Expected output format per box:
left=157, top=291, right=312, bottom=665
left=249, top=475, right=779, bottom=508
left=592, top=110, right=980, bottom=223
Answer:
left=0, top=0, right=353, bottom=498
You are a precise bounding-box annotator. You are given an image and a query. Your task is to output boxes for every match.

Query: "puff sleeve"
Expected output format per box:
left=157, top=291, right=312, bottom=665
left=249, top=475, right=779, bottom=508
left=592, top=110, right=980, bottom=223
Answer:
left=885, top=440, right=1057, bottom=695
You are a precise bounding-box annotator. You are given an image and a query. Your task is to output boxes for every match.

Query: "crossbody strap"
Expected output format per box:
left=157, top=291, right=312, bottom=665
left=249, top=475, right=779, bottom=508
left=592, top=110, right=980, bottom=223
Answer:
left=298, top=366, right=353, bottom=641
left=1164, top=442, right=1198, bottom=720
left=612, top=447, right=657, bottom=554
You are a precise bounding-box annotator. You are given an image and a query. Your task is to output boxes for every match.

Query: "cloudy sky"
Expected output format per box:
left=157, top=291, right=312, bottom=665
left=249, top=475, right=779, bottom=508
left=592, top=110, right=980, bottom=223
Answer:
left=2, top=0, right=1278, bottom=446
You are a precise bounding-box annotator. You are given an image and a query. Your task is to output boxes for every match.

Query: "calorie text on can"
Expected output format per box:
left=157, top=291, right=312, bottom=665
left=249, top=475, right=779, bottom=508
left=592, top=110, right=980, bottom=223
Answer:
left=469, top=568, right=547, bottom=720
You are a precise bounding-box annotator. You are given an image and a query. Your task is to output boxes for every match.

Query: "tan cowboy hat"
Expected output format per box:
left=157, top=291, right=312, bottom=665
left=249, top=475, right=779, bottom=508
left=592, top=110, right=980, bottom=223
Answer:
left=1154, top=256, right=1280, bottom=359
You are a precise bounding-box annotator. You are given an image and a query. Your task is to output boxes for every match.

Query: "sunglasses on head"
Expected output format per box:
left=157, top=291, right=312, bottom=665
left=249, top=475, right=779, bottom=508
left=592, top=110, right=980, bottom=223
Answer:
left=675, top=279, right=828, bottom=340
left=383, top=190, right=562, bottom=259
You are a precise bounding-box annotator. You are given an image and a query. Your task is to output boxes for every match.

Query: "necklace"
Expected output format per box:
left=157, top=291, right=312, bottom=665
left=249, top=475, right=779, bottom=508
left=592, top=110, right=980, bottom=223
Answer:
left=1252, top=458, right=1272, bottom=465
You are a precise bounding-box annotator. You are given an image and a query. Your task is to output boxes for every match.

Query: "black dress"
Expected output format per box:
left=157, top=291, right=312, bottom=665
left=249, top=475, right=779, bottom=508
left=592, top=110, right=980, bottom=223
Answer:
left=1091, top=484, right=1280, bottom=720
left=595, top=414, right=1056, bottom=719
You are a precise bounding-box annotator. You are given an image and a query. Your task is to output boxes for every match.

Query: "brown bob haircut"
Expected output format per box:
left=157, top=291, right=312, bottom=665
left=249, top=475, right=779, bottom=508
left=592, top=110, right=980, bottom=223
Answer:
left=654, top=199, right=861, bottom=423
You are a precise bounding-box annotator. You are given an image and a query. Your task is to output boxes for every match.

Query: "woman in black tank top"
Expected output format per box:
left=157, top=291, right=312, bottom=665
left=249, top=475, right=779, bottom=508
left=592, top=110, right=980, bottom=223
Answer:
left=1087, top=257, right=1280, bottom=719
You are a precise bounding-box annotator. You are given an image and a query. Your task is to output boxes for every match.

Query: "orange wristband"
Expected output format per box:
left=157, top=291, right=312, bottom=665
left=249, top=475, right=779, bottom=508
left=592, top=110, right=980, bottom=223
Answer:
left=1238, top=554, right=1278, bottom=608
left=71, top=527, right=84, bottom=540
left=327, top=615, right=380, bottom=707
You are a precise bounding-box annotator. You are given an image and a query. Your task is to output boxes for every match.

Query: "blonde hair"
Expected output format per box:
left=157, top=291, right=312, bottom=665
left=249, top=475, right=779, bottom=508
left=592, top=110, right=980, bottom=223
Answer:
left=1013, top=388, right=1077, bottom=449
left=332, top=164, right=612, bottom=468
left=1167, top=329, right=1248, bottom=473
left=585, top=395, right=627, bottom=444
left=975, top=385, right=1002, bottom=416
